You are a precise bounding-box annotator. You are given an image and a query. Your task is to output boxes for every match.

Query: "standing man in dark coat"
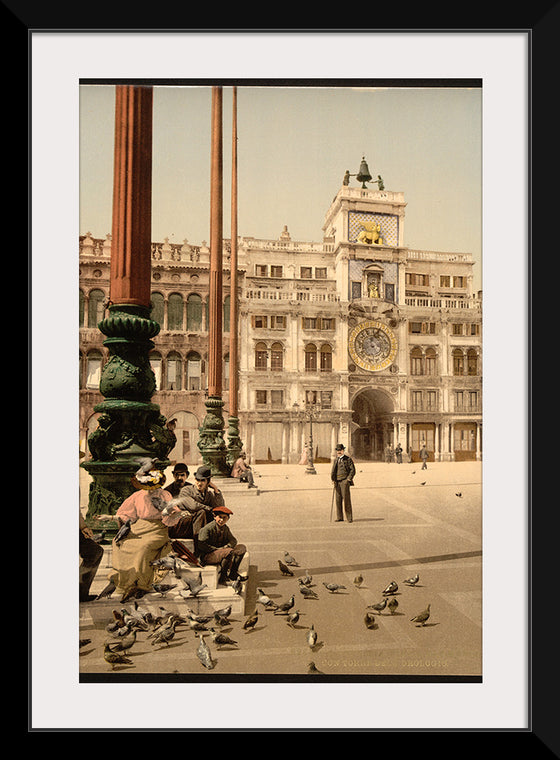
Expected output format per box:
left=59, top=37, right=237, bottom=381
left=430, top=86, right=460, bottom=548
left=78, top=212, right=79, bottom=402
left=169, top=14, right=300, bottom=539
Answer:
left=331, top=444, right=356, bottom=523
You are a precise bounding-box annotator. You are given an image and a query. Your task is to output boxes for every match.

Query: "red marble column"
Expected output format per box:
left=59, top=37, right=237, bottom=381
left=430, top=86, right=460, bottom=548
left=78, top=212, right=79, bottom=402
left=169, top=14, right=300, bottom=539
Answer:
left=110, top=85, right=153, bottom=308
left=229, top=86, right=239, bottom=417
left=207, top=86, right=223, bottom=397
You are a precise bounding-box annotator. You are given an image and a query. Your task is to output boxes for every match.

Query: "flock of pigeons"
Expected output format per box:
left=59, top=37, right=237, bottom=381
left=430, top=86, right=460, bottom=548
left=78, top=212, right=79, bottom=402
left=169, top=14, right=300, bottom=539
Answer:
left=88, top=548, right=432, bottom=675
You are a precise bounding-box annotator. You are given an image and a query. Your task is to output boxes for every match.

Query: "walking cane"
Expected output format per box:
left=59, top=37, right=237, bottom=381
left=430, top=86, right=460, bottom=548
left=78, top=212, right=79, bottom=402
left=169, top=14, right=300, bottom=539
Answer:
left=329, top=483, right=336, bottom=522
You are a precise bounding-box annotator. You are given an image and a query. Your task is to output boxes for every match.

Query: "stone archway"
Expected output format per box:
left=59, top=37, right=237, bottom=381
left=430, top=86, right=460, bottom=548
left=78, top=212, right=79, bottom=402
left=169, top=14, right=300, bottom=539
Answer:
left=350, top=388, right=395, bottom=461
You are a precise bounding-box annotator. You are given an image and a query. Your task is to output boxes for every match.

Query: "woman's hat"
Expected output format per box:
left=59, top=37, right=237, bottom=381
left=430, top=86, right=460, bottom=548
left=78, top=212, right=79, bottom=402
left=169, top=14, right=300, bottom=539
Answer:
left=213, top=506, right=233, bottom=516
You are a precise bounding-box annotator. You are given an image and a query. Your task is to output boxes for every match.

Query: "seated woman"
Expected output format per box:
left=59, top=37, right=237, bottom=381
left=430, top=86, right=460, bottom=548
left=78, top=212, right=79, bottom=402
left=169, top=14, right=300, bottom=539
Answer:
left=106, top=461, right=181, bottom=602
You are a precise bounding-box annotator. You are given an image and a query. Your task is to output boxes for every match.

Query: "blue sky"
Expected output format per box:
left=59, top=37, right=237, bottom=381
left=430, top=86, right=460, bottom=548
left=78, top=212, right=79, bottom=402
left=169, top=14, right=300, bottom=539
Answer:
left=80, top=84, right=482, bottom=290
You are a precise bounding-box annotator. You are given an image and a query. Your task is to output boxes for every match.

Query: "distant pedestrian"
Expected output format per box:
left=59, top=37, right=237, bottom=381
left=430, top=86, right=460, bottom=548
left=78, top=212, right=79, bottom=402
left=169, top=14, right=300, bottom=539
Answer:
left=395, top=443, right=403, bottom=464
left=331, top=444, right=356, bottom=523
left=420, top=444, right=429, bottom=470
left=385, top=443, right=394, bottom=463
left=231, top=452, right=257, bottom=488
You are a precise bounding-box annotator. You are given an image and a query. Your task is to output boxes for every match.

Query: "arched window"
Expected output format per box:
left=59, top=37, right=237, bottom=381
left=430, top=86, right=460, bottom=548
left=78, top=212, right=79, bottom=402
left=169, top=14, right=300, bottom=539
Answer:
left=168, top=293, right=184, bottom=331
left=151, top=292, right=165, bottom=327
left=305, top=343, right=317, bottom=372
left=149, top=351, right=163, bottom=390
left=320, top=343, right=332, bottom=372
left=467, top=349, right=479, bottom=376
left=79, top=290, right=85, bottom=327
left=187, top=293, right=202, bottom=331
left=270, top=342, right=283, bottom=371
left=166, top=351, right=182, bottom=390
left=86, top=349, right=103, bottom=389
left=453, top=349, right=465, bottom=376
left=223, top=295, right=231, bottom=332
left=255, top=342, right=268, bottom=371
left=88, top=289, right=105, bottom=327
left=79, top=351, right=84, bottom=388
left=186, top=351, right=202, bottom=390
left=410, top=347, right=423, bottom=376
left=425, top=347, right=437, bottom=376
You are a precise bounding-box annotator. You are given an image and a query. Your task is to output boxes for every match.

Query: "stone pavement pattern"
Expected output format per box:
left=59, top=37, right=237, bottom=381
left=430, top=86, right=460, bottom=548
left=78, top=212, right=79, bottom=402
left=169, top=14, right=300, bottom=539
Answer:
left=79, top=461, right=482, bottom=679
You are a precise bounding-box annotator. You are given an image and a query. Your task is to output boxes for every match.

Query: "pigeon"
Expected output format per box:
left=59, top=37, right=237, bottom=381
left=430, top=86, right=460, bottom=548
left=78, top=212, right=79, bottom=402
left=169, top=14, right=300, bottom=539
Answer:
left=231, top=577, right=245, bottom=595
left=150, top=555, right=179, bottom=571
left=410, top=604, right=431, bottom=626
left=184, top=608, right=214, bottom=625
left=104, top=643, right=133, bottom=670
left=121, top=607, right=149, bottom=631
left=92, top=530, right=107, bottom=544
left=114, top=518, right=132, bottom=546
left=307, top=661, right=325, bottom=675
left=187, top=618, right=209, bottom=633
left=242, top=610, right=259, bottom=632
left=214, top=604, right=232, bottom=619
left=79, top=638, right=91, bottom=648
left=455, top=492, right=463, bottom=498
left=151, top=619, right=180, bottom=646
left=382, top=581, right=398, bottom=595
left=256, top=588, right=279, bottom=611
left=209, top=628, right=238, bottom=649
left=286, top=610, right=301, bottom=628
left=273, top=595, right=295, bottom=615
left=284, top=551, right=299, bottom=567
left=180, top=575, right=208, bottom=598
left=213, top=612, right=232, bottom=627
left=364, top=611, right=377, bottom=629
left=388, top=597, right=399, bottom=615
left=420, top=481, right=426, bottom=486
left=299, top=585, right=319, bottom=600
left=148, top=491, right=169, bottom=512
left=152, top=583, right=177, bottom=597
left=106, top=627, right=137, bottom=653
left=323, top=582, right=346, bottom=594
left=278, top=560, right=294, bottom=576
left=96, top=581, right=116, bottom=600
left=353, top=574, right=364, bottom=589
left=306, top=624, right=318, bottom=649
left=135, top=456, right=157, bottom=476
left=196, top=634, right=215, bottom=670
left=298, top=571, right=313, bottom=587
left=367, top=598, right=387, bottom=614
left=404, top=574, right=420, bottom=586
left=105, top=609, right=126, bottom=633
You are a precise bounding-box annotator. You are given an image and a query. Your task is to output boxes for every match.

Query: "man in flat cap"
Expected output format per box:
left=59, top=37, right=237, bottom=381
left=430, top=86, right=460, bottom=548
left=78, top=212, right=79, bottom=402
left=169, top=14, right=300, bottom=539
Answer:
left=330, top=444, right=356, bottom=523
left=164, top=465, right=225, bottom=550
left=196, top=505, right=247, bottom=585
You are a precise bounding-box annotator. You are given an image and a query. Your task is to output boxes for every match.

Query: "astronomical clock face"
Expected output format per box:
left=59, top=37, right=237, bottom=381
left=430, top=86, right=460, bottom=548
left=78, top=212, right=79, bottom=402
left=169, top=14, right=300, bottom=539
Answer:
left=348, top=320, right=398, bottom=372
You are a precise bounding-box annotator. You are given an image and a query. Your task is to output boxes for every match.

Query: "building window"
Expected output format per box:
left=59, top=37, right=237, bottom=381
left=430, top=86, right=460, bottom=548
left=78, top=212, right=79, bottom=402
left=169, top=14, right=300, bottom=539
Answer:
left=88, top=289, right=105, bottom=328
left=440, top=275, right=451, bottom=287
left=411, top=391, right=423, bottom=411
left=149, top=352, right=163, bottom=391
left=300, top=266, right=312, bottom=279
left=305, top=390, right=319, bottom=405
left=453, top=276, right=465, bottom=288
left=270, top=265, right=283, bottom=278
left=305, top=344, right=317, bottom=372
left=303, top=317, right=317, bottom=330
left=223, top=295, right=230, bottom=332
left=270, top=342, right=283, bottom=371
left=410, top=347, right=423, bottom=376
left=186, top=351, right=202, bottom=390
left=168, top=293, right=184, bottom=330
left=224, top=353, right=230, bottom=391
left=467, top=349, right=479, bottom=376
left=321, top=318, right=335, bottom=330
left=253, top=315, right=268, bottom=328
left=406, top=273, right=429, bottom=286
left=271, top=389, right=284, bottom=407
left=320, top=344, right=332, bottom=372
left=453, top=349, right=465, bottom=376
left=426, top=391, right=437, bottom=411
left=270, top=315, right=286, bottom=330
left=86, top=350, right=103, bottom=389
left=187, top=293, right=202, bottom=331
left=425, top=348, right=437, bottom=375
left=151, top=292, right=165, bottom=327
left=409, top=322, right=436, bottom=334
left=79, top=290, right=85, bottom=327
left=315, top=267, right=327, bottom=279
left=255, top=342, right=268, bottom=371
left=256, top=390, right=267, bottom=405
left=469, top=323, right=480, bottom=336
left=351, top=281, right=362, bottom=299
left=255, top=264, right=268, bottom=277
left=452, top=323, right=464, bottom=335
left=320, top=391, right=333, bottom=409
left=166, top=352, right=182, bottom=390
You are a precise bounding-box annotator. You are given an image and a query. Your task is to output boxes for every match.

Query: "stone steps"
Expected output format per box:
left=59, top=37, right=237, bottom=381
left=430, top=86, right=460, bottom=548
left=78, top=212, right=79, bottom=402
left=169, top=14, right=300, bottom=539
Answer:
left=80, top=539, right=249, bottom=629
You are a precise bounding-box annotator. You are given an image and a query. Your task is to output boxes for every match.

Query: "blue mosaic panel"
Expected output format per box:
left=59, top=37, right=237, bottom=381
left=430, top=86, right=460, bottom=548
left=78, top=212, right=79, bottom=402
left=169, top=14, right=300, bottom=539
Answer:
left=348, top=211, right=399, bottom=247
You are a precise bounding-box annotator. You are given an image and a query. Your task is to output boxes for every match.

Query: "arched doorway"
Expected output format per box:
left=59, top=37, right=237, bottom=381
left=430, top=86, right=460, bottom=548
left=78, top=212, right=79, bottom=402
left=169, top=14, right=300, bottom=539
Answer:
left=350, top=388, right=395, bottom=461
left=167, top=410, right=201, bottom=467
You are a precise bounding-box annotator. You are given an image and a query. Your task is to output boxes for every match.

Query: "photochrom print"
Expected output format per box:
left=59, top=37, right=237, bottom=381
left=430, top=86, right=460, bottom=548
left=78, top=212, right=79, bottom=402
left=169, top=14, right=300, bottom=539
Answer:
left=77, top=80, right=483, bottom=683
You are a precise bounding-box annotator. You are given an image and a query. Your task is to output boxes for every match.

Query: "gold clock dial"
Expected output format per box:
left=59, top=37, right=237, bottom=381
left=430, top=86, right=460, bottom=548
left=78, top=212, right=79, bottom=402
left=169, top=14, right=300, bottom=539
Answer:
left=348, top=320, right=397, bottom=372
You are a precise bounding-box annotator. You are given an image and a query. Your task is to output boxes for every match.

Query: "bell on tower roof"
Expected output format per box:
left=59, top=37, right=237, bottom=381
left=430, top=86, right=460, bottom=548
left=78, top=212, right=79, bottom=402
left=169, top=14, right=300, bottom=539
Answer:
left=356, top=156, right=372, bottom=188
